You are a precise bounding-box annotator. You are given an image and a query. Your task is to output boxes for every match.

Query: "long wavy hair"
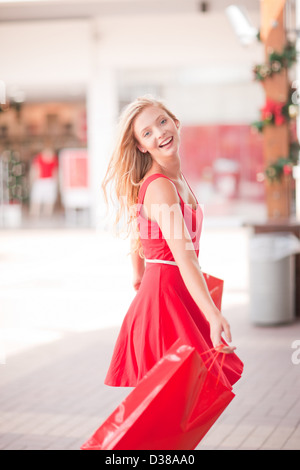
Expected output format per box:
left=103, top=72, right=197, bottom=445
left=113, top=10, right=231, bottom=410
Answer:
left=101, top=95, right=179, bottom=257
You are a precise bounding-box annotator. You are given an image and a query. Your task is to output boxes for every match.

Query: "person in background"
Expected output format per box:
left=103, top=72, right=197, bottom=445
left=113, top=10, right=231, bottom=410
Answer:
left=29, top=146, right=58, bottom=218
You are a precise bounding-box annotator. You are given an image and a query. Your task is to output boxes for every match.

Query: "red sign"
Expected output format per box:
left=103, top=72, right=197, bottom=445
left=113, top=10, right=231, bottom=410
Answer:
left=60, top=149, right=89, bottom=189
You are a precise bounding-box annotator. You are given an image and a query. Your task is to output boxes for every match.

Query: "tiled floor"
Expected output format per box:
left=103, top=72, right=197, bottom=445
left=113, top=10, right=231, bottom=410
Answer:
left=0, top=224, right=300, bottom=450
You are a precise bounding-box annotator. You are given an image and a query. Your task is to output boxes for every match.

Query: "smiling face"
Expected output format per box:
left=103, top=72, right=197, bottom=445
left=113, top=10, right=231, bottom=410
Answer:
left=133, top=105, right=180, bottom=161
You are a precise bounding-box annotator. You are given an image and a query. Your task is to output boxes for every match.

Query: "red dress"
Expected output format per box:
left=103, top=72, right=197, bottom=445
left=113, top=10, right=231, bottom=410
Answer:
left=104, top=173, right=243, bottom=388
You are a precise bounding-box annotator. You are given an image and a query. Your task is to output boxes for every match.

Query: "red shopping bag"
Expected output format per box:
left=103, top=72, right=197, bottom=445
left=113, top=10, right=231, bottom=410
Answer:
left=203, top=272, right=224, bottom=311
left=81, top=339, right=234, bottom=450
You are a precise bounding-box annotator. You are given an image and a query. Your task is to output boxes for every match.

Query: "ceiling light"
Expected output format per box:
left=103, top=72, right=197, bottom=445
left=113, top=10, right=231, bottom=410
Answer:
left=225, top=4, right=258, bottom=46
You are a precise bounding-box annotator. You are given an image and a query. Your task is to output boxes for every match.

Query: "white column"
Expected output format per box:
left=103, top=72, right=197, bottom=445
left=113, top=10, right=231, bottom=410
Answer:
left=87, top=21, right=119, bottom=229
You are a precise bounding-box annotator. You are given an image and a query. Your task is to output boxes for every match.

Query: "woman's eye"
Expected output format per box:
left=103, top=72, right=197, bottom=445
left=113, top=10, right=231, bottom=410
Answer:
left=161, top=119, right=167, bottom=125
left=144, top=131, right=150, bottom=137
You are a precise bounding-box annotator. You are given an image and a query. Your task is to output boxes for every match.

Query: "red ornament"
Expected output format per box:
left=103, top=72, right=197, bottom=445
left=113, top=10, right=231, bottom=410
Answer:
left=283, top=164, right=292, bottom=175
left=261, top=98, right=286, bottom=125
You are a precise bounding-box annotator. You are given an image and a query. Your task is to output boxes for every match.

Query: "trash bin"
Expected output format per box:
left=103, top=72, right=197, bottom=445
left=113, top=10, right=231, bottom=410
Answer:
left=249, top=232, right=300, bottom=325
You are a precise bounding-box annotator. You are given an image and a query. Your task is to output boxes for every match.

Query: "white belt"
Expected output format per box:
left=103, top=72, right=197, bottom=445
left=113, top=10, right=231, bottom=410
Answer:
left=145, top=258, right=201, bottom=269
left=145, top=258, right=177, bottom=266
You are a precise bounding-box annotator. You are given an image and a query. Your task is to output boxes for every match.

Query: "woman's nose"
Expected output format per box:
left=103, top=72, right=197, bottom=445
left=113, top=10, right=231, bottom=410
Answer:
left=155, top=127, right=166, bottom=140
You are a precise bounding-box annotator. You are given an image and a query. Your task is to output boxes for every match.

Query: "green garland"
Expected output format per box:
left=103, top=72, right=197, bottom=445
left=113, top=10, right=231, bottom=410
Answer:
left=265, top=157, right=294, bottom=181
left=253, top=41, right=296, bottom=81
left=251, top=84, right=298, bottom=133
left=252, top=36, right=299, bottom=183
left=264, top=142, right=300, bottom=182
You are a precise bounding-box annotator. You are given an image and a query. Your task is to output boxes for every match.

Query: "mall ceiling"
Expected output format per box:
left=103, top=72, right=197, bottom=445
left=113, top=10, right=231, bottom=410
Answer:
left=0, top=0, right=260, bottom=23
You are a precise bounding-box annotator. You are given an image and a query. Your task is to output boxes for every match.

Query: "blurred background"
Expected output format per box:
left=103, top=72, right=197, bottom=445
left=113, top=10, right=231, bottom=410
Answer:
left=0, top=0, right=268, bottom=229
left=1, top=0, right=300, bottom=451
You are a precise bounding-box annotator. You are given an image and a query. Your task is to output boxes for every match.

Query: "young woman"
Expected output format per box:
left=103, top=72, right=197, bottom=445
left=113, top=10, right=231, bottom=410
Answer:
left=102, top=96, right=243, bottom=388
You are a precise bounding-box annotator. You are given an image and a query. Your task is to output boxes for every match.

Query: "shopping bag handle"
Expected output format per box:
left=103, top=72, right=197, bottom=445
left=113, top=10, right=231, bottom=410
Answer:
left=200, top=345, right=226, bottom=385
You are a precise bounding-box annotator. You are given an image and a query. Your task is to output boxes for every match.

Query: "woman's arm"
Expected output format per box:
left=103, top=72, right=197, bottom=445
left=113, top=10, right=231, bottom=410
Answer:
left=144, top=177, right=235, bottom=353
left=130, top=232, right=145, bottom=291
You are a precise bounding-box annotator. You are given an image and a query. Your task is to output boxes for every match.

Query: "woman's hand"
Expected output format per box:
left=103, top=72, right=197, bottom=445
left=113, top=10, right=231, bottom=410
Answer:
left=209, top=312, right=236, bottom=354
left=132, top=272, right=144, bottom=291
left=130, top=236, right=145, bottom=291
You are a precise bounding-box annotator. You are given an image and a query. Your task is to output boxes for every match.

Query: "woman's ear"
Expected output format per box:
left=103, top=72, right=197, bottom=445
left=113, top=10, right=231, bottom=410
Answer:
left=137, top=144, right=147, bottom=153
left=175, top=119, right=180, bottom=129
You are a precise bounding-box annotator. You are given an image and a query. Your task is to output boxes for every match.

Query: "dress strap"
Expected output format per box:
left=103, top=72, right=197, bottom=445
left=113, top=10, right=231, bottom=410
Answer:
left=181, top=172, right=199, bottom=205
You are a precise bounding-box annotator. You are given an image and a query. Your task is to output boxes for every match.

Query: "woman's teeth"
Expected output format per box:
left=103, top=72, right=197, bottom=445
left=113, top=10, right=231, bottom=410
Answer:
left=159, top=137, right=173, bottom=148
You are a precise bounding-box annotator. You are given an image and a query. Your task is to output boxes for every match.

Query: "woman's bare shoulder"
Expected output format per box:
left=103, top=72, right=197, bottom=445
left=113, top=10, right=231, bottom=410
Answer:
left=144, top=174, right=180, bottom=206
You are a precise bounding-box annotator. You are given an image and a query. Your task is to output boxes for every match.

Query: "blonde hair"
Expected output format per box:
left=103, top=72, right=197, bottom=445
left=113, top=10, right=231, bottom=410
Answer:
left=101, top=95, right=179, bottom=257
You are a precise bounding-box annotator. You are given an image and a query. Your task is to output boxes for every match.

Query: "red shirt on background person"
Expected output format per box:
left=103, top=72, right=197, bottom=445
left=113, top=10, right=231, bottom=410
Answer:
left=29, top=148, right=59, bottom=217
left=32, top=149, right=58, bottom=179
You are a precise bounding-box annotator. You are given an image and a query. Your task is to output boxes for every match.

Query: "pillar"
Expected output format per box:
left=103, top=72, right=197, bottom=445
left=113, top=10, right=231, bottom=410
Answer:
left=87, top=20, right=119, bottom=229
left=260, top=0, right=293, bottom=219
